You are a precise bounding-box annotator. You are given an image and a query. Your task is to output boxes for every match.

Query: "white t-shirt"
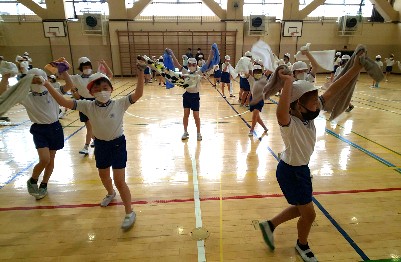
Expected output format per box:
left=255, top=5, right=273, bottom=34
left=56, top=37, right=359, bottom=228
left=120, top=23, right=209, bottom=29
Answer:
left=73, top=96, right=134, bottom=141
left=334, top=57, right=341, bottom=66
left=181, top=68, right=202, bottom=93
left=375, top=60, right=383, bottom=69
left=385, top=58, right=394, bottom=67
left=70, top=74, right=93, bottom=99
left=279, top=98, right=323, bottom=166
left=334, top=66, right=344, bottom=77
left=19, top=61, right=29, bottom=74
left=20, top=85, right=64, bottom=124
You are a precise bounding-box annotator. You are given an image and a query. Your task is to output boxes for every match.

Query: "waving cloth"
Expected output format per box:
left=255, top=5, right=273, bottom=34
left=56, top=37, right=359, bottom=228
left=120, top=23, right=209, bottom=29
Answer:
left=200, top=43, right=220, bottom=73
left=0, top=74, right=34, bottom=116
left=0, top=61, right=19, bottom=77
left=294, top=48, right=336, bottom=71
left=162, top=51, right=175, bottom=89
left=235, top=57, right=252, bottom=74
left=250, top=65, right=291, bottom=105
left=324, top=44, right=384, bottom=120
left=251, top=40, right=276, bottom=72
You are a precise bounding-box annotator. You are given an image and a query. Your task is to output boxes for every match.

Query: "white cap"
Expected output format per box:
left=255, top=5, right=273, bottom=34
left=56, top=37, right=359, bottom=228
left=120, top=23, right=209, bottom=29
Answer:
left=224, top=55, right=230, bottom=60
left=182, top=55, right=188, bottom=59
left=188, top=58, right=197, bottom=64
left=284, top=53, right=290, bottom=58
left=290, top=80, right=319, bottom=103
left=24, top=52, right=29, bottom=56
left=253, top=65, right=262, bottom=70
left=27, top=68, right=47, bottom=79
left=244, top=51, right=252, bottom=57
left=49, top=75, right=56, bottom=80
left=87, top=72, right=110, bottom=91
left=15, top=55, right=23, bottom=62
left=292, top=61, right=308, bottom=71
left=375, top=55, right=381, bottom=59
left=78, top=57, right=91, bottom=64
left=0, top=55, right=4, bottom=60
left=341, top=55, right=350, bottom=60
left=336, top=52, right=341, bottom=56
left=199, top=55, right=203, bottom=58
left=159, top=56, right=163, bottom=59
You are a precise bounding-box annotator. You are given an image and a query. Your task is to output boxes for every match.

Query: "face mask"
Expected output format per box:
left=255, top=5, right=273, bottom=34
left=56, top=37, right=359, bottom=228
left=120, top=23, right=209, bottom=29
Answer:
left=188, top=66, right=197, bottom=72
left=94, top=91, right=111, bottom=103
left=83, top=69, right=92, bottom=75
left=253, top=73, right=263, bottom=80
left=31, top=84, right=47, bottom=93
left=296, top=72, right=307, bottom=80
left=300, top=104, right=320, bottom=121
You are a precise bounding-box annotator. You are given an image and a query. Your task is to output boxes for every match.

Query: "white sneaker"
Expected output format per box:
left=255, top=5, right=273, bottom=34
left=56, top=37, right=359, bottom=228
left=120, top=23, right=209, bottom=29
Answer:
left=248, top=130, right=253, bottom=137
left=90, top=141, right=95, bottom=148
left=35, top=187, right=48, bottom=200
left=121, top=211, right=136, bottom=230
left=197, top=133, right=202, bottom=141
left=295, top=241, right=318, bottom=262
left=259, top=221, right=275, bottom=250
left=100, top=190, right=116, bottom=207
left=79, top=147, right=89, bottom=155
left=181, top=132, right=189, bottom=140
left=58, top=112, right=65, bottom=119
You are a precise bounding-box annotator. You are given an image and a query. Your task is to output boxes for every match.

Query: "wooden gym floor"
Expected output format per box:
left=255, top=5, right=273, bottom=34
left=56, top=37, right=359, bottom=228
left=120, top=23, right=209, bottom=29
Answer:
left=0, top=74, right=400, bottom=261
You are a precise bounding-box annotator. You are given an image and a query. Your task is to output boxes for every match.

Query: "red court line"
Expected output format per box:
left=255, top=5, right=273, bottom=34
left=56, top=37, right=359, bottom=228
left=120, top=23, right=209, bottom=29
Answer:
left=1, top=187, right=400, bottom=212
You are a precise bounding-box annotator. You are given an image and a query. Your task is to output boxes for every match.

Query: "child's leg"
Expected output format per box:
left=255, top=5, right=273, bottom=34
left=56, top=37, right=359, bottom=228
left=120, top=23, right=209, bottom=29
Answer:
left=257, top=114, right=268, bottom=131
left=31, top=148, right=51, bottom=180
left=41, top=150, right=57, bottom=184
left=239, top=88, right=243, bottom=101
left=296, top=202, right=316, bottom=245
left=183, top=108, right=190, bottom=132
left=245, top=93, right=251, bottom=105
left=270, top=206, right=301, bottom=228
left=250, top=110, right=258, bottom=132
left=113, top=168, right=132, bottom=214
left=221, top=83, right=225, bottom=96
left=241, top=91, right=249, bottom=105
left=229, top=82, right=234, bottom=96
left=85, top=121, right=93, bottom=146
left=193, top=111, right=201, bottom=134
left=98, top=167, right=114, bottom=195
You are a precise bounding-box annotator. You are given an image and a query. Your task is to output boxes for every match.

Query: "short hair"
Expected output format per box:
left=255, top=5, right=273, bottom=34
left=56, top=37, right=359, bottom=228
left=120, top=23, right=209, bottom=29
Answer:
left=78, top=61, right=92, bottom=72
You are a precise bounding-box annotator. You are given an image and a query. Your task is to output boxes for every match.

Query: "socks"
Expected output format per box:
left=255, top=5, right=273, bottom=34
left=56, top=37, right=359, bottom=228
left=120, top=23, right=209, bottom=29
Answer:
left=39, top=182, right=47, bottom=189
left=297, top=239, right=310, bottom=251
left=29, top=177, right=38, bottom=184
left=84, top=144, right=89, bottom=150
left=268, top=220, right=275, bottom=232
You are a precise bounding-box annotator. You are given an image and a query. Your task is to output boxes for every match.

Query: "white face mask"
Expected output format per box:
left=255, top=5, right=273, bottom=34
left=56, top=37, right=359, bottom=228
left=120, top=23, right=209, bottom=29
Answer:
left=188, top=66, right=197, bottom=72
left=31, top=84, right=47, bottom=93
left=83, top=69, right=92, bottom=75
left=94, top=91, right=111, bottom=103
left=296, top=72, right=307, bottom=81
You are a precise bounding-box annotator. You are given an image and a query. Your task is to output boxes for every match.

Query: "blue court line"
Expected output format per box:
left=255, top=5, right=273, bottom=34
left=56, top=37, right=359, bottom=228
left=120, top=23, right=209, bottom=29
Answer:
left=218, top=90, right=370, bottom=261
left=0, top=126, right=85, bottom=189
left=0, top=120, right=31, bottom=135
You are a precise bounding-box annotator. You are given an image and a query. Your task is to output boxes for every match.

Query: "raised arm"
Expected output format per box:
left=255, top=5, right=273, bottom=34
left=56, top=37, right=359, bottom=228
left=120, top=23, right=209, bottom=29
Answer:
left=43, top=78, right=75, bottom=109
left=0, top=73, right=10, bottom=95
left=322, top=51, right=364, bottom=104
left=59, top=71, right=74, bottom=92
left=302, top=50, right=319, bottom=76
left=276, top=70, right=294, bottom=126
left=99, top=60, right=113, bottom=79
left=130, top=60, right=145, bottom=103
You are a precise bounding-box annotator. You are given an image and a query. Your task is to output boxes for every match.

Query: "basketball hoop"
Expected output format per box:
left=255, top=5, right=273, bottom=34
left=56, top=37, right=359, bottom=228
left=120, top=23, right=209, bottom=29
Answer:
left=46, top=32, right=57, bottom=38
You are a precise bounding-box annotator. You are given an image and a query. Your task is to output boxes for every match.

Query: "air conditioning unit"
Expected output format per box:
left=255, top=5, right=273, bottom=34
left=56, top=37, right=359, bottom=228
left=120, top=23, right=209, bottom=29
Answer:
left=338, top=15, right=359, bottom=36
left=249, top=15, right=266, bottom=36
left=82, top=13, right=105, bottom=35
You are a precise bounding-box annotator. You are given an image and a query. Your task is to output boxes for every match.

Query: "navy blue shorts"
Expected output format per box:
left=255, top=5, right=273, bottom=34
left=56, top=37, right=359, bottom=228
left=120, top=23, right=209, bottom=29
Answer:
left=332, top=65, right=339, bottom=74
left=94, top=135, right=127, bottom=169
left=386, top=66, right=393, bottom=72
left=240, top=77, right=250, bottom=91
left=276, top=160, right=313, bottom=206
left=221, top=72, right=230, bottom=83
left=214, top=70, right=221, bottom=78
left=250, top=97, right=264, bottom=112
left=144, top=67, right=150, bottom=74
left=30, top=121, right=64, bottom=150
left=183, top=92, right=200, bottom=111
left=79, top=97, right=95, bottom=122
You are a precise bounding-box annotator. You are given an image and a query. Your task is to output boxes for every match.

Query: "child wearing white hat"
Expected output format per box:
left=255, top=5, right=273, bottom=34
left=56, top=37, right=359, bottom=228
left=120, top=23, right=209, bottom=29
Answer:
left=331, top=51, right=342, bottom=81
left=43, top=58, right=146, bottom=230
left=372, top=55, right=383, bottom=88
left=221, top=55, right=235, bottom=98
left=384, top=54, right=395, bottom=81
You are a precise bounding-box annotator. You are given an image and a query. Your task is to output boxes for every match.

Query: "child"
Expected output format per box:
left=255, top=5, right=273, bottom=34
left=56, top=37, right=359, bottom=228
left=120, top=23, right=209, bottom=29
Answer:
left=144, top=64, right=152, bottom=84
left=331, top=51, right=341, bottom=81
left=221, top=55, right=234, bottom=98
left=155, top=56, right=165, bottom=86
left=372, top=55, right=383, bottom=88
left=182, top=55, right=189, bottom=70
left=43, top=59, right=145, bottom=230
left=384, top=54, right=395, bottom=82
left=248, top=65, right=268, bottom=136
left=16, top=55, right=29, bottom=80
left=197, top=55, right=205, bottom=67
left=49, top=74, right=69, bottom=119
left=70, top=57, right=113, bottom=155
left=238, top=51, right=253, bottom=106
left=258, top=51, right=365, bottom=262
left=0, top=66, right=73, bottom=200
left=213, top=63, right=221, bottom=87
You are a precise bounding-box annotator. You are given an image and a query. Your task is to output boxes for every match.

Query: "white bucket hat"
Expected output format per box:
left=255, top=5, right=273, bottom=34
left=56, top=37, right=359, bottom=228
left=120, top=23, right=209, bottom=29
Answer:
left=27, top=68, right=47, bottom=79
left=87, top=72, right=110, bottom=91
left=224, top=55, right=230, bottom=60
left=78, top=57, right=91, bottom=64
left=244, top=51, right=252, bottom=57
left=292, top=61, right=308, bottom=71
left=290, top=80, right=319, bottom=103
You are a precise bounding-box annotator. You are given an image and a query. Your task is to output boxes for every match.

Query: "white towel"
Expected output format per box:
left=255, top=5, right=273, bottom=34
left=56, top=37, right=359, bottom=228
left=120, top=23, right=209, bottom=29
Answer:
left=0, top=74, right=33, bottom=116
left=294, top=50, right=336, bottom=71
left=0, top=61, right=19, bottom=77
left=251, top=40, right=276, bottom=72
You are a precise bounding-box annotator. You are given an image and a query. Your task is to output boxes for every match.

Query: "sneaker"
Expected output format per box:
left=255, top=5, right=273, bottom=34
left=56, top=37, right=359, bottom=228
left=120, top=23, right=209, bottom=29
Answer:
left=197, top=133, right=202, bottom=141
left=58, top=111, right=65, bottom=119
left=230, top=94, right=235, bottom=97
left=345, top=105, right=354, bottom=112
left=90, top=142, right=95, bottom=148
left=100, top=190, right=116, bottom=207
left=27, top=179, right=39, bottom=196
left=259, top=221, right=275, bottom=250
left=181, top=132, right=189, bottom=140
left=248, top=130, right=253, bottom=137
left=79, top=147, right=89, bottom=155
left=222, top=95, right=226, bottom=98
left=121, top=211, right=137, bottom=230
left=295, top=241, right=318, bottom=262
left=35, top=187, right=48, bottom=200
left=264, top=128, right=268, bottom=133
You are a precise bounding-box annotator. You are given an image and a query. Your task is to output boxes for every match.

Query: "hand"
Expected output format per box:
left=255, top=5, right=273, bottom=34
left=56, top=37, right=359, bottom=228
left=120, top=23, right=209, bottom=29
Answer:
left=301, top=50, right=308, bottom=55
left=352, top=50, right=365, bottom=70
left=165, top=48, right=173, bottom=56
left=278, top=69, right=293, bottom=81
left=1, top=73, right=11, bottom=79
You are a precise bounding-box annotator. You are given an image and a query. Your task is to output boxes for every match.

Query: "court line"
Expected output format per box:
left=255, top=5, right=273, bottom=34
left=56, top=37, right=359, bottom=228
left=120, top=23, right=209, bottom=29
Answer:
left=0, top=82, right=137, bottom=189
left=1, top=187, right=400, bottom=212
left=217, top=90, right=371, bottom=261
left=191, top=150, right=206, bottom=262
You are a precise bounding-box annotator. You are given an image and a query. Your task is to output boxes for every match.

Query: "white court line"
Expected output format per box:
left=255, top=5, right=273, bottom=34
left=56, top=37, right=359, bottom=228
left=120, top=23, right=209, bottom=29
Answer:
left=191, top=154, right=206, bottom=262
